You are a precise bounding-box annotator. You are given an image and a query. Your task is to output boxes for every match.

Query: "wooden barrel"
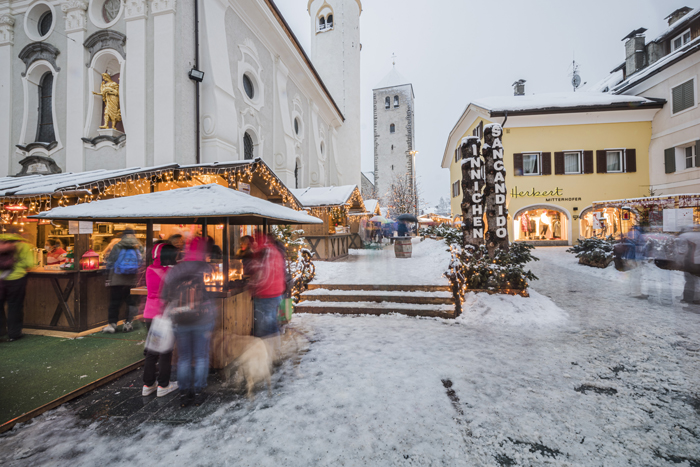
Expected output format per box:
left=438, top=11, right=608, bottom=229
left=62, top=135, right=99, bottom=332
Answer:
left=394, top=237, right=412, bottom=258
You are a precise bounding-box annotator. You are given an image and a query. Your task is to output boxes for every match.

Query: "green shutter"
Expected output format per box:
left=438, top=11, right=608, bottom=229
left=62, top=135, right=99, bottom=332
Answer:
left=672, top=80, right=695, bottom=113
left=695, top=140, right=700, bottom=168
left=664, top=147, right=676, bottom=173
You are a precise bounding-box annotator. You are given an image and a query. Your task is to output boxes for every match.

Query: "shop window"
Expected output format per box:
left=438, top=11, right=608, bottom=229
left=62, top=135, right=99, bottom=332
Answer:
left=394, top=95, right=399, bottom=108
left=516, top=208, right=566, bottom=242
left=523, top=153, right=540, bottom=175
left=579, top=207, right=632, bottom=240
left=390, top=123, right=395, bottom=133
left=564, top=152, right=581, bottom=174
left=385, top=96, right=390, bottom=109
left=606, top=150, right=623, bottom=172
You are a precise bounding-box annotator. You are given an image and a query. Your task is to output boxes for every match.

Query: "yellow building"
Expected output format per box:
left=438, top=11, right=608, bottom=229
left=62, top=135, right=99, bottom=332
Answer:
left=441, top=92, right=664, bottom=245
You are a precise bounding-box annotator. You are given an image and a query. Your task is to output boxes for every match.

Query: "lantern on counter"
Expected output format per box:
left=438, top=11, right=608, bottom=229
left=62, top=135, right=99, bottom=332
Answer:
left=79, top=249, right=100, bottom=270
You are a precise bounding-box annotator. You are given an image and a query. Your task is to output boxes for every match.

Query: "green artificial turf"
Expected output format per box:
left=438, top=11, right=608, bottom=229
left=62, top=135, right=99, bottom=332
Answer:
left=0, top=325, right=147, bottom=425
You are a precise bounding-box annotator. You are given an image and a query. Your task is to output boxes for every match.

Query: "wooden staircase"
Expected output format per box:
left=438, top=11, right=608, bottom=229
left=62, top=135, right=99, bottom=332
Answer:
left=296, top=284, right=455, bottom=319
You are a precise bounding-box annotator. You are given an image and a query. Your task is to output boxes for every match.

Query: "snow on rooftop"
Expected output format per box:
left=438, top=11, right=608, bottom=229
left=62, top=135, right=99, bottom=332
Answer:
left=291, top=185, right=358, bottom=207
left=364, top=199, right=379, bottom=214
left=653, top=6, right=700, bottom=43
left=374, top=66, right=411, bottom=90
left=473, top=91, right=655, bottom=113
left=31, top=184, right=322, bottom=224
left=613, top=34, right=700, bottom=92
left=580, top=69, right=624, bottom=93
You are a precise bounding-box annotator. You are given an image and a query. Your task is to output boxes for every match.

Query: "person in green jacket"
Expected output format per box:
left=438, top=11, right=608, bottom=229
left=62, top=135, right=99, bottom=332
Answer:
left=0, top=226, right=35, bottom=342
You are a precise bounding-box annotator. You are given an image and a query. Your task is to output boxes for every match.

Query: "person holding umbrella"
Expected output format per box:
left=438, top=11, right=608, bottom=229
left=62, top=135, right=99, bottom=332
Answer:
left=396, top=213, right=418, bottom=237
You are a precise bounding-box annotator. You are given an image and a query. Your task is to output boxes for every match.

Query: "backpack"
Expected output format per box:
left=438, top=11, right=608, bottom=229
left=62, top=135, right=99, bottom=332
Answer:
left=0, top=240, right=17, bottom=274
left=114, top=248, right=142, bottom=275
left=167, top=272, right=208, bottom=325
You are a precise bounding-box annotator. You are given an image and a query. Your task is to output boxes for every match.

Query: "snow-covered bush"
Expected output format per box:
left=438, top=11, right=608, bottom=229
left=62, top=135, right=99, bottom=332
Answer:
left=420, top=225, right=461, bottom=247
left=271, top=225, right=308, bottom=261
left=445, top=243, right=539, bottom=316
left=290, top=248, right=315, bottom=303
left=567, top=237, right=615, bottom=268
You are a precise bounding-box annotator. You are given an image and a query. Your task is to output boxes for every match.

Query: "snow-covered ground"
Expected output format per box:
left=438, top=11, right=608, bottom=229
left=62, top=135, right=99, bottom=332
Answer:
left=315, top=238, right=450, bottom=285
left=1, top=246, right=699, bottom=466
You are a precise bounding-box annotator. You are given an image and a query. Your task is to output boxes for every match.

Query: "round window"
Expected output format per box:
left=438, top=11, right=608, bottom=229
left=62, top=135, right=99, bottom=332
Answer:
left=294, top=118, right=299, bottom=135
left=38, top=11, right=52, bottom=37
left=243, top=74, right=255, bottom=99
left=102, top=0, right=121, bottom=23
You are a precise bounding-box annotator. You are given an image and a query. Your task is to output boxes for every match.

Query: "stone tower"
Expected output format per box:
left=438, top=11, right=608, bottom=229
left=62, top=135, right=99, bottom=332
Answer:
left=308, top=0, right=362, bottom=187
left=373, top=66, right=416, bottom=212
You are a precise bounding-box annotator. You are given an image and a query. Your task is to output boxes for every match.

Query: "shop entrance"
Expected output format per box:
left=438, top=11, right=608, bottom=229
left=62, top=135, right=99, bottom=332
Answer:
left=579, top=207, right=636, bottom=240
left=514, top=206, right=569, bottom=245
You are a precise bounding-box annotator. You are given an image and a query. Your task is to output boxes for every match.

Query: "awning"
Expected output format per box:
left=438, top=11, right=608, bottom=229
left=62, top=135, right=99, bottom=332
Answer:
left=30, top=184, right=322, bottom=225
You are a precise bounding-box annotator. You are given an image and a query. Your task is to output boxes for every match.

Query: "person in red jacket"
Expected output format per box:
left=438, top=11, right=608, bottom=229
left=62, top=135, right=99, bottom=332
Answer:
left=248, top=233, right=287, bottom=338
left=141, top=243, right=179, bottom=397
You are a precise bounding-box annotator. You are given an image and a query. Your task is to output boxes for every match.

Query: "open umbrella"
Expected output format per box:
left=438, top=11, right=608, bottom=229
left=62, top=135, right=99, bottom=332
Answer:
left=369, top=215, right=390, bottom=224
left=397, top=213, right=418, bottom=222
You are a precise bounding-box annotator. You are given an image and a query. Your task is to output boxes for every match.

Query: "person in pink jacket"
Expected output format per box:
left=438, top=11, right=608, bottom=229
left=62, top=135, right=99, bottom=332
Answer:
left=142, top=243, right=179, bottom=397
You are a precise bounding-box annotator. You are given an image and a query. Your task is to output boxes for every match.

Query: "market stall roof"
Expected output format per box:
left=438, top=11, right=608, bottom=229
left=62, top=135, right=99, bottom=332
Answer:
left=30, top=184, right=322, bottom=225
left=0, top=158, right=301, bottom=209
left=290, top=185, right=365, bottom=211
left=364, top=199, right=380, bottom=215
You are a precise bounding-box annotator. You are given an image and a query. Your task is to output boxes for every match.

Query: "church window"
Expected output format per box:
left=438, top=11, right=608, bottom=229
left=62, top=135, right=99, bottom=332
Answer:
left=102, top=0, right=121, bottom=23
left=36, top=72, right=55, bottom=143
left=327, top=15, right=333, bottom=28
left=318, top=16, right=326, bottom=31
left=320, top=141, right=324, bottom=155
left=243, top=74, right=255, bottom=99
left=390, top=124, right=395, bottom=133
left=38, top=11, right=52, bottom=37
left=244, top=132, right=254, bottom=160
left=394, top=96, right=399, bottom=108
left=294, top=117, right=300, bottom=135
left=295, top=160, right=301, bottom=189
left=385, top=97, right=390, bottom=109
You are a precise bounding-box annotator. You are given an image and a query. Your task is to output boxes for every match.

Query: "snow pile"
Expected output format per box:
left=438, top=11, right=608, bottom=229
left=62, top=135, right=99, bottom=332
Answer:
left=315, top=238, right=450, bottom=285
left=458, top=289, right=568, bottom=328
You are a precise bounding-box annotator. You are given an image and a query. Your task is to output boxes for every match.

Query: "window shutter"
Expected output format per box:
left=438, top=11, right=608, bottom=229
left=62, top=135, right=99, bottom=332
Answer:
left=695, top=141, right=700, bottom=168
left=672, top=80, right=695, bottom=113
left=583, top=151, right=594, bottom=174
left=513, top=153, right=523, bottom=176
left=596, top=150, right=607, bottom=173
left=554, top=152, right=565, bottom=174
left=625, top=148, right=636, bottom=173
left=664, top=147, right=676, bottom=173
left=541, top=152, right=552, bottom=175
left=455, top=147, right=459, bottom=163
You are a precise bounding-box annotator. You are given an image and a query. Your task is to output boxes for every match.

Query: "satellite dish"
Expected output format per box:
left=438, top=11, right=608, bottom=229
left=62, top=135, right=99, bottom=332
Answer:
left=572, top=73, right=581, bottom=89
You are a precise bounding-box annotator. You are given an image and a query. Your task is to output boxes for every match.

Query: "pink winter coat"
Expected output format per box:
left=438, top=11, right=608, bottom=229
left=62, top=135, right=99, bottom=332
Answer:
left=144, top=243, right=171, bottom=320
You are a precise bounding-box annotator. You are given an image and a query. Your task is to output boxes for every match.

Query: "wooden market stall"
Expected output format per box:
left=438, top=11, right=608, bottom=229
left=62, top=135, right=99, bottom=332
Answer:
left=31, top=183, right=322, bottom=368
left=0, top=158, right=304, bottom=335
left=348, top=198, right=381, bottom=248
left=290, top=185, right=366, bottom=260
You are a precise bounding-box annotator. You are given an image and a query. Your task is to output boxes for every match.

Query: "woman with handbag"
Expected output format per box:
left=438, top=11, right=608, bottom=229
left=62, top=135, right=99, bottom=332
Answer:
left=142, top=243, right=179, bottom=397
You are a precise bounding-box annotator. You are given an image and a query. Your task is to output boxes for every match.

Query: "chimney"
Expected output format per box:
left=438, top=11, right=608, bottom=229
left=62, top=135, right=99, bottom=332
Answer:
left=512, top=79, right=526, bottom=96
left=666, top=7, right=693, bottom=26
left=624, top=33, right=646, bottom=77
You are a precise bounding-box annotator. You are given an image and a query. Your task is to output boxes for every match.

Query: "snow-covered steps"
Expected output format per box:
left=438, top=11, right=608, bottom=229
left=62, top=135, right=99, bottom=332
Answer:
left=301, top=288, right=453, bottom=305
left=295, top=300, right=455, bottom=319
left=307, top=283, right=451, bottom=293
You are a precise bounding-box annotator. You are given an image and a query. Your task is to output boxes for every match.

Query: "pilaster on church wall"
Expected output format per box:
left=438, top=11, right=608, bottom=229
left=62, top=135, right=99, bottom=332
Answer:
left=61, top=1, right=87, bottom=173
left=0, top=14, right=14, bottom=177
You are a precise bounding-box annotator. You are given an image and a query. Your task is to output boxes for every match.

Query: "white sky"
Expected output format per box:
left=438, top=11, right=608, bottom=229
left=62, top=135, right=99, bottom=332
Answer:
left=275, top=0, right=697, bottom=208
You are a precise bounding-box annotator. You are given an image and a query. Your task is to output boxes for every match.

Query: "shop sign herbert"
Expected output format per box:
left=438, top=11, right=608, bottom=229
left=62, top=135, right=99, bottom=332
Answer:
left=510, top=187, right=581, bottom=202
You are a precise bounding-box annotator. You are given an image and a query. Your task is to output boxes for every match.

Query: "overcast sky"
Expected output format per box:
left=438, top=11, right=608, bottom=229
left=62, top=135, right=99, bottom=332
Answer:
left=275, top=0, right=697, bottom=208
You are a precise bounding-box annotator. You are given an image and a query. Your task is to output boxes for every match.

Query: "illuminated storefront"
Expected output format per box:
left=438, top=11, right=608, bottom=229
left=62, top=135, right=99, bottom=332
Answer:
left=513, top=206, right=568, bottom=244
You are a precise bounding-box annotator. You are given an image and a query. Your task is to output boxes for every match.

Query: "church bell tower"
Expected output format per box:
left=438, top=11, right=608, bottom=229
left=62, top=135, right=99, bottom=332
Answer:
left=308, top=0, right=362, bottom=187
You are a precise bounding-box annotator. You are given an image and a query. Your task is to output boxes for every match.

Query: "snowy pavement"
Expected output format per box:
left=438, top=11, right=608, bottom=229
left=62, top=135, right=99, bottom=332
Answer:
left=1, top=247, right=699, bottom=466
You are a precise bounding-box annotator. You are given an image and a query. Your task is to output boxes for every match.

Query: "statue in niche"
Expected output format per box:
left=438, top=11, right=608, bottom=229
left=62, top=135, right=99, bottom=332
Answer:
left=93, top=72, right=122, bottom=130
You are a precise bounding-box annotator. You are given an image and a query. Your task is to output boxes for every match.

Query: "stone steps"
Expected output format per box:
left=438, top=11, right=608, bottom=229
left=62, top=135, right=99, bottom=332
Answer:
left=301, top=290, right=453, bottom=305
left=307, top=283, right=451, bottom=293
left=295, top=300, right=455, bottom=319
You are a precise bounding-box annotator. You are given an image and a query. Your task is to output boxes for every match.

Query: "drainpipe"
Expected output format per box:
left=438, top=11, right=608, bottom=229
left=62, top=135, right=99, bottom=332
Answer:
left=195, top=0, right=201, bottom=164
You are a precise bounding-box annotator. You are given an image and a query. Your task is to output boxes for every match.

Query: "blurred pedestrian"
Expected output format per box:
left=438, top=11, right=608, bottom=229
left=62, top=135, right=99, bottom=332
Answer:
left=161, top=237, right=214, bottom=407
left=248, top=234, right=286, bottom=340
left=142, top=243, right=179, bottom=397
left=0, top=226, right=34, bottom=342
left=168, top=233, right=185, bottom=261
left=679, top=225, right=700, bottom=304
left=627, top=225, right=648, bottom=300
left=397, top=220, right=409, bottom=237
left=237, top=235, right=255, bottom=276
left=104, top=228, right=143, bottom=333
left=207, top=236, right=223, bottom=262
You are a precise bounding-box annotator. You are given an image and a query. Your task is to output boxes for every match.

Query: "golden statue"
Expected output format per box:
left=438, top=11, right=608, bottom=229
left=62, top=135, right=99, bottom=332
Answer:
left=93, top=73, right=122, bottom=130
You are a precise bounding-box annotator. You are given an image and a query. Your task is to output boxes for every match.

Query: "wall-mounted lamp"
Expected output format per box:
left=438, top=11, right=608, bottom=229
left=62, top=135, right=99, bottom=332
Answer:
left=189, top=68, right=205, bottom=82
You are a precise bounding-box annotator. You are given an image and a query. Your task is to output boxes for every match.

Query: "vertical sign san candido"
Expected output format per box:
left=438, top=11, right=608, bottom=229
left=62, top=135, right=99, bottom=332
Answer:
left=459, top=123, right=509, bottom=256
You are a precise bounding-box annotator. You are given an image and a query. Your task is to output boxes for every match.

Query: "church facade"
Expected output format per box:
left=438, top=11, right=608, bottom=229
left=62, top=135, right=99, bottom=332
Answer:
left=0, top=0, right=361, bottom=189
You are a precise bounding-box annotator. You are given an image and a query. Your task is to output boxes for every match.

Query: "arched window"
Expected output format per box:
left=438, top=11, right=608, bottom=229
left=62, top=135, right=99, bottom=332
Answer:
left=390, top=123, right=395, bottom=133
left=326, top=14, right=333, bottom=28
left=244, top=132, right=254, bottom=160
left=295, top=160, right=301, bottom=189
left=385, top=97, right=390, bottom=109
left=394, top=95, right=399, bottom=108
left=36, top=72, right=55, bottom=143
left=318, top=16, right=326, bottom=31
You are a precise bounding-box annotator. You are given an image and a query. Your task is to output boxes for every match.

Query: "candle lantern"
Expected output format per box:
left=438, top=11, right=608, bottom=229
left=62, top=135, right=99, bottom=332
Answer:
left=79, top=249, right=100, bottom=270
